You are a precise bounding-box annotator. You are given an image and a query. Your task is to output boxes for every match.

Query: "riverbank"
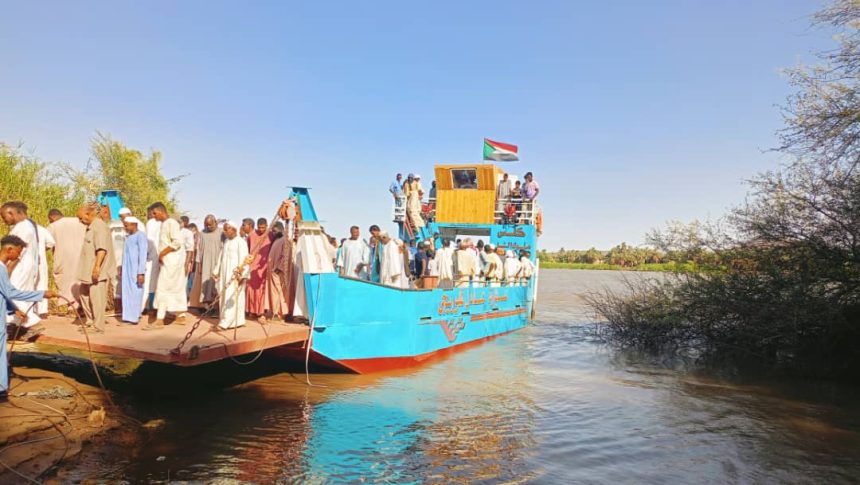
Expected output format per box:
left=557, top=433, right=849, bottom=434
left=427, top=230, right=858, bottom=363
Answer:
left=0, top=366, right=125, bottom=483
left=539, top=261, right=700, bottom=272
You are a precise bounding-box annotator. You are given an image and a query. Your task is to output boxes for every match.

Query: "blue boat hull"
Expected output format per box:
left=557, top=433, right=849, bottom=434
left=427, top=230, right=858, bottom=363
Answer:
left=290, top=273, right=534, bottom=373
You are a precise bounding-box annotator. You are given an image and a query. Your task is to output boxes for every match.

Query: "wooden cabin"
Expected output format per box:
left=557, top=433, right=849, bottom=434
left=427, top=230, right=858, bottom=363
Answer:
left=433, top=164, right=504, bottom=224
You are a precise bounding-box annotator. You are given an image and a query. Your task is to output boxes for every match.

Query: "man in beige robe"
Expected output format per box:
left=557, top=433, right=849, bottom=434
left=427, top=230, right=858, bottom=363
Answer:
left=48, top=211, right=86, bottom=310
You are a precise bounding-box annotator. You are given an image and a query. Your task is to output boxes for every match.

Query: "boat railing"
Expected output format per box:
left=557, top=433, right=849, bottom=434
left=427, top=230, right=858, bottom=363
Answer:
left=494, top=198, right=540, bottom=225
left=392, top=195, right=437, bottom=224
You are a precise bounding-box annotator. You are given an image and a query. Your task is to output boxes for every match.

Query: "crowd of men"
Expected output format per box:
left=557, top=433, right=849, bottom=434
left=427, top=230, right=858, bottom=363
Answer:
left=336, top=225, right=536, bottom=290
left=0, top=171, right=540, bottom=400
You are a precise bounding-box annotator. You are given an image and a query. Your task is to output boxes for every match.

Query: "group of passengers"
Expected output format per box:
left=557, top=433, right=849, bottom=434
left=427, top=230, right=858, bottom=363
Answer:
left=335, top=224, right=535, bottom=290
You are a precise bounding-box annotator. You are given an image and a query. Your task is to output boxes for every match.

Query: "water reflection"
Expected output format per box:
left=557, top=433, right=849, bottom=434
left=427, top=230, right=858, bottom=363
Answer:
left=62, top=270, right=860, bottom=483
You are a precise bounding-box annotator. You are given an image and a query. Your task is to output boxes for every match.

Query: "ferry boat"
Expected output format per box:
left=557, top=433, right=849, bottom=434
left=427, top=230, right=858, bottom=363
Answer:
left=276, top=163, right=541, bottom=373
left=32, top=164, right=540, bottom=374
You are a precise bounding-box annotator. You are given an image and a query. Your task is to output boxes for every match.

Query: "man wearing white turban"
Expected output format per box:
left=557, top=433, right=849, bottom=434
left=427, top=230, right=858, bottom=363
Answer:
left=120, top=216, right=147, bottom=323
left=212, top=221, right=250, bottom=329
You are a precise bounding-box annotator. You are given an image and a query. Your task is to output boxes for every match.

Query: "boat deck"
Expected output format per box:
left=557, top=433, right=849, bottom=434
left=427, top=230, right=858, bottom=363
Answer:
left=32, top=315, right=310, bottom=366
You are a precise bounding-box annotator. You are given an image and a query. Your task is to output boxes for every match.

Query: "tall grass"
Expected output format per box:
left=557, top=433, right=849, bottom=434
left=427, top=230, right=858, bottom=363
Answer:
left=0, top=143, right=82, bottom=233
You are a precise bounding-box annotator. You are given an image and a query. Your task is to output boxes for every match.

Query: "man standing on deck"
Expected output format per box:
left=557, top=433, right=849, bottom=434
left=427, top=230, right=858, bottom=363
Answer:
left=519, top=250, right=535, bottom=283
left=2, top=201, right=43, bottom=335
left=76, top=202, right=117, bottom=333
left=453, top=240, right=477, bottom=288
left=368, top=225, right=383, bottom=282
left=436, top=239, right=455, bottom=287
left=34, top=219, right=55, bottom=318
left=189, top=214, right=223, bottom=311
left=240, top=218, right=254, bottom=242
left=144, top=206, right=162, bottom=315
left=247, top=217, right=273, bottom=323
left=336, top=226, right=369, bottom=279
left=144, top=202, right=187, bottom=330
left=379, top=232, right=407, bottom=288
left=0, top=235, right=57, bottom=402
left=212, top=221, right=249, bottom=330
left=119, top=217, right=147, bottom=323
left=180, top=216, right=196, bottom=299
left=47, top=209, right=86, bottom=309
left=267, top=222, right=290, bottom=321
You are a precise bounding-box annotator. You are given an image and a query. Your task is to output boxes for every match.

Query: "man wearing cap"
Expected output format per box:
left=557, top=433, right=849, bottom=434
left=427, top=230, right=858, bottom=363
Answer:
left=120, top=216, right=147, bottom=323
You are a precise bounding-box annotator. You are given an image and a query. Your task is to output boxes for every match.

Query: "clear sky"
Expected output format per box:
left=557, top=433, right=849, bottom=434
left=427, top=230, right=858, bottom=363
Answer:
left=0, top=0, right=832, bottom=249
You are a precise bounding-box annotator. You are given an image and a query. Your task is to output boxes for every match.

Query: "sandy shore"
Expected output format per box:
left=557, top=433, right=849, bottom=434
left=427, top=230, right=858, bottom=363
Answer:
left=0, top=366, right=127, bottom=483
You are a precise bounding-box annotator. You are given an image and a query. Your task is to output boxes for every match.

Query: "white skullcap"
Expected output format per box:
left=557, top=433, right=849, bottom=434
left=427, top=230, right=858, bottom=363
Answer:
left=378, top=231, right=390, bottom=238
left=223, top=220, right=238, bottom=229
left=414, top=174, right=422, bottom=179
left=118, top=207, right=132, bottom=215
left=124, top=216, right=141, bottom=225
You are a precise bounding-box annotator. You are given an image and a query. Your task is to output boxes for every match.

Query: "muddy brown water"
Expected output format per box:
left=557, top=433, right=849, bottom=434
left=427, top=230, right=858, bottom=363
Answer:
left=49, top=270, right=860, bottom=483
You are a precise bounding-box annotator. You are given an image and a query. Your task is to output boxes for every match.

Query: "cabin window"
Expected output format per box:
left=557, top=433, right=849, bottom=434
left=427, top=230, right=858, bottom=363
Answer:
left=451, top=168, right=478, bottom=189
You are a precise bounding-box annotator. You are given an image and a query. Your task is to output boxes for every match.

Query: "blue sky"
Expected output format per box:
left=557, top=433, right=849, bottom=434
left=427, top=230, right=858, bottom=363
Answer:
left=0, top=0, right=832, bottom=249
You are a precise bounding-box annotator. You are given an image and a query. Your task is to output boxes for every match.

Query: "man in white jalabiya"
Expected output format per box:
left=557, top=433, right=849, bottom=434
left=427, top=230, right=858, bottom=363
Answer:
left=35, top=221, right=55, bottom=317
left=336, top=225, right=369, bottom=279
left=519, top=251, right=535, bottom=283
left=212, top=221, right=250, bottom=330
left=379, top=232, right=407, bottom=288
left=144, top=206, right=162, bottom=313
left=144, top=202, right=187, bottom=330
left=504, top=250, right=522, bottom=286
left=435, top=239, right=455, bottom=287
left=1, top=201, right=42, bottom=332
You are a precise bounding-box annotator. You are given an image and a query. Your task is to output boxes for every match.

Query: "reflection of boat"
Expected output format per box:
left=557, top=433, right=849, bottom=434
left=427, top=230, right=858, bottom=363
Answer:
left=277, top=163, right=541, bottom=373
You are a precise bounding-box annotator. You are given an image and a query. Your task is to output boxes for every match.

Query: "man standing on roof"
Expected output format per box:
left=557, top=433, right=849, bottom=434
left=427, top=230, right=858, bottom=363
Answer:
left=403, top=173, right=425, bottom=229
left=389, top=173, right=404, bottom=211
left=523, top=172, right=540, bottom=215
left=76, top=202, right=117, bottom=333
left=496, top=173, right=512, bottom=220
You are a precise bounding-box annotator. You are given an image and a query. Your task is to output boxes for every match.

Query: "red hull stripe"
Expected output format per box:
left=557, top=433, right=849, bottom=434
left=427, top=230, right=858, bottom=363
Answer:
left=337, top=327, right=522, bottom=373
left=272, top=308, right=527, bottom=374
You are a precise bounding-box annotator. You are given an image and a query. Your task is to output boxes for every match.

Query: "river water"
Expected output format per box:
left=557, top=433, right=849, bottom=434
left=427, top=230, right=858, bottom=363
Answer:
left=65, top=270, right=860, bottom=483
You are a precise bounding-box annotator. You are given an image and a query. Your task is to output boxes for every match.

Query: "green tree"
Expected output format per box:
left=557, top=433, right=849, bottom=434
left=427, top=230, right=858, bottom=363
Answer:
left=0, top=143, right=82, bottom=232
left=64, top=132, right=183, bottom=217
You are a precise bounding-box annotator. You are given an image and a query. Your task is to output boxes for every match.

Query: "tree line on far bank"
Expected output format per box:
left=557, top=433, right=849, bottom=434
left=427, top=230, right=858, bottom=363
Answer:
left=0, top=132, right=180, bottom=232
left=539, top=222, right=719, bottom=272
left=587, top=0, right=860, bottom=380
